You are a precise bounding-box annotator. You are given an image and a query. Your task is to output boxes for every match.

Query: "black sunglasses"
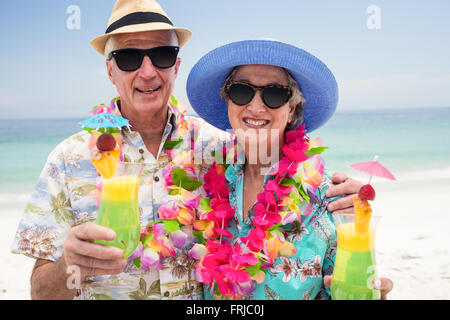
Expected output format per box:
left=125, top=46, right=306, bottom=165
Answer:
left=108, top=46, right=180, bottom=71
left=225, top=81, right=292, bottom=109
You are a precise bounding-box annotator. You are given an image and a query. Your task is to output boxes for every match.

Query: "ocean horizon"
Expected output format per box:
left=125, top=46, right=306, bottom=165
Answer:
left=1, top=106, right=449, bottom=197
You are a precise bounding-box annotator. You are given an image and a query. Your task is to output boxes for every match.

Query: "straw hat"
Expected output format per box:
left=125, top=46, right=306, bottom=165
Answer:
left=187, top=40, right=338, bottom=133
left=91, top=0, right=192, bottom=55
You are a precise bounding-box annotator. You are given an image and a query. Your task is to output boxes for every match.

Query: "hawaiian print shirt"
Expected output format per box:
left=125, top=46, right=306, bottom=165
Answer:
left=11, top=99, right=228, bottom=300
left=204, top=163, right=339, bottom=300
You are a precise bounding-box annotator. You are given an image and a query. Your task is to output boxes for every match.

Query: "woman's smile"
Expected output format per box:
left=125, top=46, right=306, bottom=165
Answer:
left=242, top=117, right=270, bottom=129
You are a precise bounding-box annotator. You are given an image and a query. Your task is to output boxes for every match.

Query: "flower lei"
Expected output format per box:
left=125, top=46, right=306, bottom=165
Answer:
left=128, top=95, right=205, bottom=271
left=190, top=124, right=327, bottom=299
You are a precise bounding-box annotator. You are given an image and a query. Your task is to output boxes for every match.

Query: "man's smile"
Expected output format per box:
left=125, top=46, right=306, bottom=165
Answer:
left=136, top=86, right=161, bottom=94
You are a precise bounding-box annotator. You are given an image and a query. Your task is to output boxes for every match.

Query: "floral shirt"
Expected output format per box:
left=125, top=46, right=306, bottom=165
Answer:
left=204, top=163, right=339, bottom=300
left=11, top=99, right=229, bottom=300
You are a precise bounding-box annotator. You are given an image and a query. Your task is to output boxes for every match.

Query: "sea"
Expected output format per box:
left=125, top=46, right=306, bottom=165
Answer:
left=1, top=107, right=449, bottom=196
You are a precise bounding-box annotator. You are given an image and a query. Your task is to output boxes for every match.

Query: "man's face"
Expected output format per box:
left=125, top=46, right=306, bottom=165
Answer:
left=106, top=30, right=180, bottom=118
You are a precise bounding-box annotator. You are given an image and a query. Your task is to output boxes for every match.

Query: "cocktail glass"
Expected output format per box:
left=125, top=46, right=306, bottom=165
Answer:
left=88, top=162, right=144, bottom=297
left=331, top=213, right=381, bottom=300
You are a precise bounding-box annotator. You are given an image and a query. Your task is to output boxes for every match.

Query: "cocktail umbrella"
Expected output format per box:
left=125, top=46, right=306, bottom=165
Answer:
left=350, top=155, right=396, bottom=184
left=80, top=111, right=130, bottom=131
left=350, top=156, right=395, bottom=234
left=80, top=108, right=129, bottom=179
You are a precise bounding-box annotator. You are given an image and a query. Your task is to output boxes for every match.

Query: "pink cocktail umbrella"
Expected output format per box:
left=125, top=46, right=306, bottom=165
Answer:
left=350, top=155, right=396, bottom=184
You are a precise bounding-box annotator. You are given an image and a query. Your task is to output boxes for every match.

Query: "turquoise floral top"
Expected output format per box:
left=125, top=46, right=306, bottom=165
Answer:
left=204, top=163, right=339, bottom=300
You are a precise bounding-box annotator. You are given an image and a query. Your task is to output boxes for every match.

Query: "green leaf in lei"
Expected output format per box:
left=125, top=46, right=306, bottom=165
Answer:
left=280, top=177, right=310, bottom=202
left=171, top=168, right=202, bottom=191
left=133, top=257, right=141, bottom=269
left=162, top=219, right=180, bottom=232
left=280, top=177, right=296, bottom=187
left=305, top=146, right=328, bottom=157
left=50, top=191, right=73, bottom=224
left=170, top=94, right=179, bottom=107
left=193, top=230, right=206, bottom=245
left=106, top=128, right=121, bottom=134
left=267, top=224, right=282, bottom=232
left=245, top=260, right=262, bottom=276
left=164, top=137, right=183, bottom=150
left=199, top=198, right=212, bottom=212
left=141, top=232, right=154, bottom=247
left=92, top=104, right=105, bottom=111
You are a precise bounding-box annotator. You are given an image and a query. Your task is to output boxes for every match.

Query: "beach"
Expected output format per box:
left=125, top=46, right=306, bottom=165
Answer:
left=1, top=175, right=449, bottom=300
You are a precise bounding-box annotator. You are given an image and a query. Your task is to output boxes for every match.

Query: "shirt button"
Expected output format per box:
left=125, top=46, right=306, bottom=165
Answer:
left=139, top=149, right=144, bottom=154
left=154, top=176, right=160, bottom=182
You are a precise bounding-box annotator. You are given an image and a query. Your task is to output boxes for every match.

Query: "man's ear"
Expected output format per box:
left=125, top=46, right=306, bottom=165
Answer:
left=173, top=57, right=181, bottom=77
left=106, top=59, right=115, bottom=85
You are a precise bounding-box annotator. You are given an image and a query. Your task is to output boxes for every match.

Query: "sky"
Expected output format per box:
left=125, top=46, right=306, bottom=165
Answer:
left=1, top=0, right=450, bottom=119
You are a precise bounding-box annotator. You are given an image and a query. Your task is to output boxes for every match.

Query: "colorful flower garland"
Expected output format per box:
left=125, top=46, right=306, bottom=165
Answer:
left=189, top=124, right=327, bottom=299
left=128, top=96, right=205, bottom=271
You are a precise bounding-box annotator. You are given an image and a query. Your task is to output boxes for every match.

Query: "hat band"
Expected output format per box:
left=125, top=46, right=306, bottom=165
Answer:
left=105, top=12, right=173, bottom=34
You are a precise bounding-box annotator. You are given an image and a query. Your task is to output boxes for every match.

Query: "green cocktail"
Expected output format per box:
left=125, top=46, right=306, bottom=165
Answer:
left=331, top=214, right=381, bottom=300
left=95, top=174, right=141, bottom=258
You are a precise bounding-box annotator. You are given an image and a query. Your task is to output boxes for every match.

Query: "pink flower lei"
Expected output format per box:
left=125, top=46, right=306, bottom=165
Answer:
left=190, top=124, right=328, bottom=300
left=117, top=96, right=327, bottom=299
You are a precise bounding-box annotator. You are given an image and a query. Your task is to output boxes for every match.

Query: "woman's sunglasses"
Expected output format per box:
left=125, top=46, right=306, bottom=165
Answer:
left=225, top=82, right=292, bottom=109
left=108, top=46, right=180, bottom=72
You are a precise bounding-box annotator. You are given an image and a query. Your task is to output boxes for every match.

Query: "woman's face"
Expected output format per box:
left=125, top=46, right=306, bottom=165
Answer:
left=226, top=64, right=296, bottom=162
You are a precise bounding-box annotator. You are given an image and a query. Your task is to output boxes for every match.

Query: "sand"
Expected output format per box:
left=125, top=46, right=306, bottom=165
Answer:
left=1, top=177, right=449, bottom=300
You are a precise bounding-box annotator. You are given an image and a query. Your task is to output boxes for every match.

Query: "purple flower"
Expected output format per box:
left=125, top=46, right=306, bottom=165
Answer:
left=169, top=230, right=188, bottom=248
left=141, top=247, right=160, bottom=271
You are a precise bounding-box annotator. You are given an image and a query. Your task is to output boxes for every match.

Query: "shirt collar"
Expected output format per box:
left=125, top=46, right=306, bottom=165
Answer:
left=117, top=99, right=177, bottom=138
left=115, top=99, right=178, bottom=160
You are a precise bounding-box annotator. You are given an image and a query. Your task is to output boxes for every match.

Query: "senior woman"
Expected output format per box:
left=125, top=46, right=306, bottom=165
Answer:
left=186, top=40, right=392, bottom=300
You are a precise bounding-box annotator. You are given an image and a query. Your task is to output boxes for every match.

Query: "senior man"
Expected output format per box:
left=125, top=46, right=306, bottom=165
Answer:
left=11, top=0, right=362, bottom=300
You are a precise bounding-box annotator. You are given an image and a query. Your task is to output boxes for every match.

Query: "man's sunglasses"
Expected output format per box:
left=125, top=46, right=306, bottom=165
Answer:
left=225, top=82, right=292, bottom=109
left=108, top=46, right=180, bottom=71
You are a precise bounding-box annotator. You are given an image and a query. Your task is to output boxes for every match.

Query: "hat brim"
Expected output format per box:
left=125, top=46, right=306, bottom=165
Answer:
left=90, top=23, right=192, bottom=56
left=186, top=40, right=338, bottom=133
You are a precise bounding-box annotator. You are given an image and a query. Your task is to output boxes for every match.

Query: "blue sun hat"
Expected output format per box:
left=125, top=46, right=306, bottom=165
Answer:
left=186, top=39, right=338, bottom=132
